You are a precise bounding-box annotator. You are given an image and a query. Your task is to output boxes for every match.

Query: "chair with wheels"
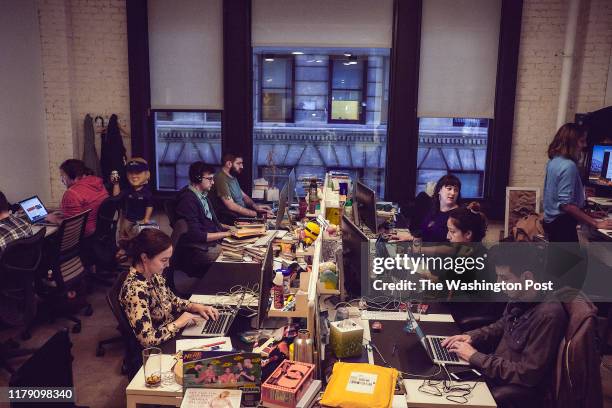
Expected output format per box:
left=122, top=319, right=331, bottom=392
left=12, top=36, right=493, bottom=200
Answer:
left=86, top=196, right=120, bottom=286
left=36, top=210, right=92, bottom=334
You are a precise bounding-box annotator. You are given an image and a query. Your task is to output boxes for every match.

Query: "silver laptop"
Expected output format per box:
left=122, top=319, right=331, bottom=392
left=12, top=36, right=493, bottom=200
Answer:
left=182, top=290, right=246, bottom=337
left=408, top=309, right=469, bottom=366
left=18, top=195, right=55, bottom=225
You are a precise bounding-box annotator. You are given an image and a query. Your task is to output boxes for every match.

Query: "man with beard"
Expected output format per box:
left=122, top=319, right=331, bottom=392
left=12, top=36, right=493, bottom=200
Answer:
left=211, top=153, right=273, bottom=223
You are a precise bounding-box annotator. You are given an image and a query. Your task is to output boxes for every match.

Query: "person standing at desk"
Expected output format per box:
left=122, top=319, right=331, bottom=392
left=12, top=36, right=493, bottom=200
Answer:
left=174, top=162, right=232, bottom=275
left=119, top=228, right=219, bottom=349
left=442, top=244, right=568, bottom=408
left=543, top=123, right=612, bottom=242
left=0, top=191, right=32, bottom=253
left=210, top=153, right=273, bottom=223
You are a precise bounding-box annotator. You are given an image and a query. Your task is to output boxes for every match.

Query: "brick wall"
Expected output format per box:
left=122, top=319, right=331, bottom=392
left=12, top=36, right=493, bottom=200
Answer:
left=37, top=0, right=130, bottom=205
left=510, top=0, right=612, bottom=192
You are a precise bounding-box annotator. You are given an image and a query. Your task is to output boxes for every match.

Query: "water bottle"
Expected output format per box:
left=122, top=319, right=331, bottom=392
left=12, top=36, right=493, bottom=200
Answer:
left=293, top=329, right=314, bottom=364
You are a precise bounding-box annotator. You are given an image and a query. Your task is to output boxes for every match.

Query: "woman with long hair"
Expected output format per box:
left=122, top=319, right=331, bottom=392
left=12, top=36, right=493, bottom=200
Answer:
left=543, top=123, right=612, bottom=241
left=119, top=229, right=218, bottom=348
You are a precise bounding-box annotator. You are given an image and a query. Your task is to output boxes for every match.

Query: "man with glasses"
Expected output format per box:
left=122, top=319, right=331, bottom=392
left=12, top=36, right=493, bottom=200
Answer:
left=174, top=162, right=232, bottom=275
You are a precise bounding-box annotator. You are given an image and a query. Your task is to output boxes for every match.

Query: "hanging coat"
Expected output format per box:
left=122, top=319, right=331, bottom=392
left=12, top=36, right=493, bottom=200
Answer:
left=100, top=114, right=127, bottom=188
left=82, top=114, right=101, bottom=176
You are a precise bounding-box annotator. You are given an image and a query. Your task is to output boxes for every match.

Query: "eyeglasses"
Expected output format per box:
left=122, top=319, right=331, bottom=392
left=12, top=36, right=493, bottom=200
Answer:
left=202, top=176, right=214, bottom=181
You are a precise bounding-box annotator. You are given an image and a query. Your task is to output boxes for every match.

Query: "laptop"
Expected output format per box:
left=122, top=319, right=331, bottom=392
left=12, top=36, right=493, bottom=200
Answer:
left=182, top=290, right=246, bottom=337
left=408, top=308, right=469, bottom=366
left=17, top=195, right=55, bottom=225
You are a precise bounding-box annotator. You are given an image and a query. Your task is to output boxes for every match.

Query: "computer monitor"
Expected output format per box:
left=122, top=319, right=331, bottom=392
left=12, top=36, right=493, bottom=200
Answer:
left=18, top=196, right=49, bottom=224
left=255, top=241, right=274, bottom=328
left=588, top=144, right=612, bottom=186
left=275, top=168, right=297, bottom=229
left=354, top=180, right=377, bottom=234
left=341, top=214, right=369, bottom=299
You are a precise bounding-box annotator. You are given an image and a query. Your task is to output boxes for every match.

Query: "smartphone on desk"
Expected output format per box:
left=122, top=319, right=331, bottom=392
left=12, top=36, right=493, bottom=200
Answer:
left=450, top=368, right=482, bottom=381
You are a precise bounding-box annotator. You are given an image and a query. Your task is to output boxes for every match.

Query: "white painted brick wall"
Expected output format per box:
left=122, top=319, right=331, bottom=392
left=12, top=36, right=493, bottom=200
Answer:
left=37, top=0, right=130, bottom=205
left=510, top=0, right=612, bottom=191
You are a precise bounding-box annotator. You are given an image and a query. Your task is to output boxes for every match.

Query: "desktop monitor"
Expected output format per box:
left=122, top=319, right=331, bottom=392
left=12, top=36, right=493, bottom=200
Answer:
left=255, top=241, right=274, bottom=328
left=287, top=168, right=296, bottom=208
left=354, top=180, right=378, bottom=234
left=341, top=214, right=369, bottom=299
left=18, top=196, right=49, bottom=223
left=588, top=144, right=612, bottom=186
left=275, top=168, right=297, bottom=229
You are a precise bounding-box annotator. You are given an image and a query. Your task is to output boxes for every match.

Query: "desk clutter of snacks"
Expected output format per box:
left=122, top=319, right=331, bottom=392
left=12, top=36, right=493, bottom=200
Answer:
left=126, top=171, right=497, bottom=408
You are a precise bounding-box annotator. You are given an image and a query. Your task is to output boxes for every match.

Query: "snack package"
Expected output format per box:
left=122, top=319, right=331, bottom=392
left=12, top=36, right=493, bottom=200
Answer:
left=320, top=362, right=398, bottom=408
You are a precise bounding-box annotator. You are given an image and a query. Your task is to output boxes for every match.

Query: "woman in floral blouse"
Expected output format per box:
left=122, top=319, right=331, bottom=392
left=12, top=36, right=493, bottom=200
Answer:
left=119, top=228, right=218, bottom=347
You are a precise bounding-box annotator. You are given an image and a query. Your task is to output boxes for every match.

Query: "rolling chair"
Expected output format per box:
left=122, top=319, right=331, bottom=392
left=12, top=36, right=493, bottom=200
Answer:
left=86, top=196, right=120, bottom=286
left=36, top=210, right=92, bottom=334
left=0, top=227, right=46, bottom=340
left=9, top=328, right=87, bottom=408
left=96, top=270, right=134, bottom=376
left=164, top=198, right=179, bottom=229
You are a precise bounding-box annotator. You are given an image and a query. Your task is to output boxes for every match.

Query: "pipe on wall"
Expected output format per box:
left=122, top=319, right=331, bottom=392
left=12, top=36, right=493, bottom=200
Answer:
left=556, top=0, right=581, bottom=129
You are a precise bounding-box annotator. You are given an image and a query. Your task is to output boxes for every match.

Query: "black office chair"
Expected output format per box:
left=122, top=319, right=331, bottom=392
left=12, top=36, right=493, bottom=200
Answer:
left=86, top=196, right=120, bottom=286
left=164, top=198, right=178, bottom=229
left=9, top=328, right=88, bottom=408
left=0, top=227, right=46, bottom=340
left=36, top=210, right=92, bottom=334
left=95, top=269, right=134, bottom=376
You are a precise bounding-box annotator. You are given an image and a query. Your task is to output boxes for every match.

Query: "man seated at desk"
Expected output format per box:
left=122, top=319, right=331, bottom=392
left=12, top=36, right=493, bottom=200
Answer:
left=0, top=191, right=33, bottom=253
left=442, top=244, right=568, bottom=407
left=174, top=162, right=232, bottom=276
left=210, top=153, right=273, bottom=223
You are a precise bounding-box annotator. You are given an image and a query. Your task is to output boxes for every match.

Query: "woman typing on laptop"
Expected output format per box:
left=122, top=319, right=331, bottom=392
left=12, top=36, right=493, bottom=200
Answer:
left=119, top=229, right=219, bottom=350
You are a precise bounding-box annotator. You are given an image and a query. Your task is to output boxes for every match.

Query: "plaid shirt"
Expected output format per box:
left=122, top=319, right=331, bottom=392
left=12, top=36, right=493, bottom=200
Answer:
left=0, top=214, right=33, bottom=252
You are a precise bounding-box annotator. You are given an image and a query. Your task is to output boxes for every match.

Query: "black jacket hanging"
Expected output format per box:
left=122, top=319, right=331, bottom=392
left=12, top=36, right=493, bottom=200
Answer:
left=100, top=114, right=127, bottom=189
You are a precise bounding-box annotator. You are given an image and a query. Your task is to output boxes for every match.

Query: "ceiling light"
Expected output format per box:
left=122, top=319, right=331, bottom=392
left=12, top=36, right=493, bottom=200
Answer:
left=266, top=78, right=272, bottom=82
left=291, top=51, right=304, bottom=55
left=264, top=58, right=274, bottom=62
left=344, top=53, right=352, bottom=57
left=315, top=60, right=323, bottom=63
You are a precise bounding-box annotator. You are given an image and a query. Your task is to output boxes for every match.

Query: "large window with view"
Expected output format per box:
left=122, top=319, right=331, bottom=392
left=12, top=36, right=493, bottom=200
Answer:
left=153, top=111, right=222, bottom=191
left=252, top=47, right=389, bottom=197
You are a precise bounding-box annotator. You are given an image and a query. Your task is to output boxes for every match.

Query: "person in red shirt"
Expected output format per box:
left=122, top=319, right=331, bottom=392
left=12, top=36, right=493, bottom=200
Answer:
left=48, top=159, right=109, bottom=237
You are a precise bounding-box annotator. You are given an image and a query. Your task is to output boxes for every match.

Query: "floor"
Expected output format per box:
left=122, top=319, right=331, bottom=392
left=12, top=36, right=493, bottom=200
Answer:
left=1, top=216, right=611, bottom=408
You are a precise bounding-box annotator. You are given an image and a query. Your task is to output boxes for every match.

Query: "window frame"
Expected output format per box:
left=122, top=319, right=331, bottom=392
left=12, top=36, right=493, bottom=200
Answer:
left=150, top=108, right=223, bottom=192
left=258, top=53, right=295, bottom=123
left=327, top=55, right=368, bottom=124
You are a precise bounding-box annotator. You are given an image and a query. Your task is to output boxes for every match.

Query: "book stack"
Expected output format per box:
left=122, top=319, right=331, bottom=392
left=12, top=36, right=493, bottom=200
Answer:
left=244, top=246, right=267, bottom=263
left=220, top=236, right=259, bottom=261
left=233, top=220, right=267, bottom=238
left=252, top=178, right=269, bottom=200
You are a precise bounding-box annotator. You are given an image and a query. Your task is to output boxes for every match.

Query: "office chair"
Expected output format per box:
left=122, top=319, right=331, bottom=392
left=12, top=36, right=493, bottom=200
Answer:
left=86, top=196, right=120, bottom=286
left=164, top=198, right=178, bottom=229
left=9, top=328, right=88, bottom=408
left=96, top=269, right=133, bottom=375
left=36, top=210, right=92, bottom=334
left=0, top=227, right=46, bottom=340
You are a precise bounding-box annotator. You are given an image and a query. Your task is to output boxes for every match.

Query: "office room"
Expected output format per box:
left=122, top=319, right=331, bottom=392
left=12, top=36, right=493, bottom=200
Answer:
left=1, top=0, right=612, bottom=406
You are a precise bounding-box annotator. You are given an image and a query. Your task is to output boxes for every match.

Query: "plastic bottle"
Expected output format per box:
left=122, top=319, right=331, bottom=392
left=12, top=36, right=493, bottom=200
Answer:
left=281, top=268, right=292, bottom=296
left=272, top=272, right=284, bottom=309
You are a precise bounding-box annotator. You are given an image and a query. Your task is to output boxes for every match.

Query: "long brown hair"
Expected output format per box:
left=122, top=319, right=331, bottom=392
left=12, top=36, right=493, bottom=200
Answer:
left=547, top=123, right=586, bottom=162
left=125, top=229, right=172, bottom=266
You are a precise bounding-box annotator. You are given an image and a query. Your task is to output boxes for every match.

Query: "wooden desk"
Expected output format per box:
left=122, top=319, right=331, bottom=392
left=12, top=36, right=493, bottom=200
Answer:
left=403, top=379, right=497, bottom=407
left=125, top=354, right=182, bottom=408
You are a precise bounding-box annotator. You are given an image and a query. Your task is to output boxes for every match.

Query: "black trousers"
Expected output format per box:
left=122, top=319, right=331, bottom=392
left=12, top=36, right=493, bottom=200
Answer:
left=543, top=214, right=578, bottom=242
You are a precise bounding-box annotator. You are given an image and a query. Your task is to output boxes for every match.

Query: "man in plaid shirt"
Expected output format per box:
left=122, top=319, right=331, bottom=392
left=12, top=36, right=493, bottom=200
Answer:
left=0, top=191, right=33, bottom=253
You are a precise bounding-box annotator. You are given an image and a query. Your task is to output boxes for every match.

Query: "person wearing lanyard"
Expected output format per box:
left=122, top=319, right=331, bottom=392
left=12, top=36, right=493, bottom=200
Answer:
left=543, top=123, right=612, bottom=242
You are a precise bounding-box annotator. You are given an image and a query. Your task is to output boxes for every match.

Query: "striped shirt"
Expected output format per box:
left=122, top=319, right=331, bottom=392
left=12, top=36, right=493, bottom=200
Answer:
left=0, top=214, right=33, bottom=252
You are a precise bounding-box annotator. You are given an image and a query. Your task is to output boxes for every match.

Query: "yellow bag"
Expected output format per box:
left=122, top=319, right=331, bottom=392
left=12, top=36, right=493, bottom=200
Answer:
left=320, top=362, right=398, bottom=408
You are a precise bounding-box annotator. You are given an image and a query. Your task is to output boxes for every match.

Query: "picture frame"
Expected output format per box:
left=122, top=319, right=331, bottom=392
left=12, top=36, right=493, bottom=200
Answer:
left=504, top=187, right=541, bottom=237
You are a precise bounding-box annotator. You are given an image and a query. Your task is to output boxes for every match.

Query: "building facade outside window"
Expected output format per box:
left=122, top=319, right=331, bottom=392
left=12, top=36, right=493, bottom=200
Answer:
left=153, top=111, right=222, bottom=191
left=253, top=47, right=389, bottom=197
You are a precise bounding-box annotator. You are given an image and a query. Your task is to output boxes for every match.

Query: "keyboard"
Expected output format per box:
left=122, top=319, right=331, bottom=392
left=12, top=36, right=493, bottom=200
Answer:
left=360, top=310, right=408, bottom=321
left=429, top=336, right=459, bottom=363
left=200, top=311, right=231, bottom=336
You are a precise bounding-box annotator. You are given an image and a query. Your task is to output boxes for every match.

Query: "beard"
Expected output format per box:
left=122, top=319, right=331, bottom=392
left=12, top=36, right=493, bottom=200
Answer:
left=230, top=166, right=242, bottom=177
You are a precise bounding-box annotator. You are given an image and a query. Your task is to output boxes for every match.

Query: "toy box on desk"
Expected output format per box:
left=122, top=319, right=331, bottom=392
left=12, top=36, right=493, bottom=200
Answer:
left=330, top=320, right=363, bottom=358
left=182, top=350, right=262, bottom=407
left=261, top=360, right=315, bottom=408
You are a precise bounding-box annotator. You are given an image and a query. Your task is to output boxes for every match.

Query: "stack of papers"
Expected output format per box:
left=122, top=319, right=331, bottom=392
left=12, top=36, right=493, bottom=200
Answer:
left=175, top=337, right=233, bottom=353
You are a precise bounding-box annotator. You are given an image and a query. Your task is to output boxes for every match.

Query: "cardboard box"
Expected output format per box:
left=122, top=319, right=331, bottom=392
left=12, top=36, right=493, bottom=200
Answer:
left=261, top=360, right=314, bottom=408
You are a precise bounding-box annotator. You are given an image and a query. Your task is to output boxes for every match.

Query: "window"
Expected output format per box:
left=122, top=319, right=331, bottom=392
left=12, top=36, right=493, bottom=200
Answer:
left=153, top=111, right=222, bottom=191
left=329, top=56, right=367, bottom=123
left=416, top=118, right=489, bottom=198
left=253, top=47, right=389, bottom=198
left=260, top=55, right=294, bottom=122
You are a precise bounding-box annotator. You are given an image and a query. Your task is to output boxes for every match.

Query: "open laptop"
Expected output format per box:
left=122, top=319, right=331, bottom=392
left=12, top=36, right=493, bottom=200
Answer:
left=408, top=308, right=469, bottom=366
left=182, top=290, right=246, bottom=337
left=17, top=195, right=55, bottom=225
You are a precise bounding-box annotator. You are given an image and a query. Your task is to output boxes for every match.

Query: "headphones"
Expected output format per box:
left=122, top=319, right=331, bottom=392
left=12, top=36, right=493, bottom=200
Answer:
left=189, top=161, right=206, bottom=184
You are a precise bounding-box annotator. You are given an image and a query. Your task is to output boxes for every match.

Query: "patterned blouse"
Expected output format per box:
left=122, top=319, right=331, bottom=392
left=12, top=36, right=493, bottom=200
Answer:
left=119, top=267, right=190, bottom=347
